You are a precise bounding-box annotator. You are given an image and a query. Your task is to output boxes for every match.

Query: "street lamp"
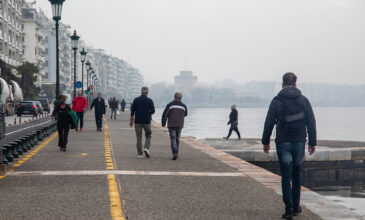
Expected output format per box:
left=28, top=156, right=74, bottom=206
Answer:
left=70, top=30, right=80, bottom=98
left=80, top=48, right=87, bottom=94
left=85, top=61, right=91, bottom=91
left=49, top=0, right=65, bottom=100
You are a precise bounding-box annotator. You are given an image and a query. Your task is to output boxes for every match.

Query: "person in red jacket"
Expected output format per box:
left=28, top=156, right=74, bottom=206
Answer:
left=72, top=90, right=88, bottom=131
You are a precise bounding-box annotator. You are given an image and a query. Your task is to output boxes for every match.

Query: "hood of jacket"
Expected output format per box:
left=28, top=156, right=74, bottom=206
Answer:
left=277, top=87, right=302, bottom=99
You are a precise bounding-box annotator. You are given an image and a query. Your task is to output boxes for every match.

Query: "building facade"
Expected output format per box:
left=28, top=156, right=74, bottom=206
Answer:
left=0, top=0, right=24, bottom=67
left=22, top=6, right=45, bottom=87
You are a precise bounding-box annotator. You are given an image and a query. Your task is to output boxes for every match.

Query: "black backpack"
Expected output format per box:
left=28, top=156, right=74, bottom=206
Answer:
left=276, top=96, right=306, bottom=134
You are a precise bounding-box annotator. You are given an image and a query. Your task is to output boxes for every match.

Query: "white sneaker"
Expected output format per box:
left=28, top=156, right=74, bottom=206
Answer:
left=137, top=155, right=143, bottom=159
left=144, top=149, right=150, bottom=158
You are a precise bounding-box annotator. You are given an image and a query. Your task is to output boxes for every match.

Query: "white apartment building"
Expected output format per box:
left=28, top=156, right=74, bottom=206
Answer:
left=126, top=67, right=143, bottom=101
left=0, top=0, right=24, bottom=67
left=40, top=11, right=72, bottom=93
left=22, top=6, right=45, bottom=87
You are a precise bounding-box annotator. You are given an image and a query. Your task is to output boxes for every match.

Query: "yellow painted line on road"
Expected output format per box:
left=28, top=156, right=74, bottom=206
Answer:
left=0, top=132, right=58, bottom=180
left=13, top=133, right=58, bottom=168
left=104, top=118, right=125, bottom=220
left=81, top=153, right=88, bottom=156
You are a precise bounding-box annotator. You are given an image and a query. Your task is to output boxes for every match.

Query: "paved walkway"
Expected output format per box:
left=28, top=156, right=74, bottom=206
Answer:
left=0, top=111, right=323, bottom=220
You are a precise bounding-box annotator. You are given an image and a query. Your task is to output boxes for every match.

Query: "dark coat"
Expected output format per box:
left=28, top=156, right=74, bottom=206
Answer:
left=52, top=105, right=72, bottom=128
left=228, top=109, right=238, bottom=125
left=110, top=100, right=118, bottom=110
left=261, top=87, right=317, bottom=146
left=162, top=100, right=188, bottom=128
left=131, top=95, right=155, bottom=124
left=90, top=98, right=106, bottom=115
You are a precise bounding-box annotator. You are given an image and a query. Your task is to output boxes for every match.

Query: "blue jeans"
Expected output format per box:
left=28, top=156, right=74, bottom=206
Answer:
left=111, top=109, right=117, bottom=119
left=276, top=142, right=305, bottom=211
left=76, top=112, right=84, bottom=129
left=168, top=128, right=182, bottom=156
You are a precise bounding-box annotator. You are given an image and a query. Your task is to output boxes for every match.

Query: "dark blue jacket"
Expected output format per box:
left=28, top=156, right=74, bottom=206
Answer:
left=131, top=95, right=155, bottom=124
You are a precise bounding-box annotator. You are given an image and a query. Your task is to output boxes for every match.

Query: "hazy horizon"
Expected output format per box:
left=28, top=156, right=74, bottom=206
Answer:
left=34, top=0, right=365, bottom=85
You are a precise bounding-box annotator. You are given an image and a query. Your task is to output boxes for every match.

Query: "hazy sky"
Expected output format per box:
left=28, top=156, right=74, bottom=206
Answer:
left=35, top=0, right=365, bottom=85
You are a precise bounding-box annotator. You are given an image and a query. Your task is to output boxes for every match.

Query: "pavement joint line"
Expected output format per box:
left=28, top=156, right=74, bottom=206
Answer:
left=5, top=170, right=245, bottom=177
left=104, top=118, right=125, bottom=220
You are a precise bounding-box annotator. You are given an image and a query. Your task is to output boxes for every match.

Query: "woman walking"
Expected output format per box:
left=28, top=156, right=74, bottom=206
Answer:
left=224, top=104, right=241, bottom=140
left=52, top=96, right=72, bottom=152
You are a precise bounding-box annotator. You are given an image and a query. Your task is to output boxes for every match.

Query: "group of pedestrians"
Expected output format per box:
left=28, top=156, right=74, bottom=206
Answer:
left=51, top=72, right=316, bottom=219
left=129, top=87, right=188, bottom=160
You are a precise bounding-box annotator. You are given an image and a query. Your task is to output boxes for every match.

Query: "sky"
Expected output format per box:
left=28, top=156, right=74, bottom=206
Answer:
left=34, top=0, right=365, bottom=85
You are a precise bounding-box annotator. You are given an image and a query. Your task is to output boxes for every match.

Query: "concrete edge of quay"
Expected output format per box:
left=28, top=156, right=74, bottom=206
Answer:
left=151, top=120, right=364, bottom=220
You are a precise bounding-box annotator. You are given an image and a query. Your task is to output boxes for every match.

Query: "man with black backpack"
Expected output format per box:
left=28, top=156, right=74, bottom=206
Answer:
left=262, top=72, right=317, bottom=220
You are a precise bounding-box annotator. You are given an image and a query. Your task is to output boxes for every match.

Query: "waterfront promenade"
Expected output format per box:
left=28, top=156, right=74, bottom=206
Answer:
left=0, top=112, right=341, bottom=219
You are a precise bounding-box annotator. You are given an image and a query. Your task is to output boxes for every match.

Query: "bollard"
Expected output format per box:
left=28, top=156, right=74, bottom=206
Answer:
left=3, top=144, right=14, bottom=162
left=1, top=146, right=8, bottom=164
left=19, top=116, right=21, bottom=124
left=32, top=132, right=39, bottom=145
left=21, top=136, right=31, bottom=150
left=8, top=142, right=19, bottom=158
left=18, top=138, right=28, bottom=152
left=13, top=139, right=24, bottom=155
left=14, top=118, right=16, bottom=126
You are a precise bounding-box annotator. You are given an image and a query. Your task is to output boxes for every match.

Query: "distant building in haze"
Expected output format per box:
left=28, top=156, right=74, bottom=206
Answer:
left=174, top=71, right=197, bottom=88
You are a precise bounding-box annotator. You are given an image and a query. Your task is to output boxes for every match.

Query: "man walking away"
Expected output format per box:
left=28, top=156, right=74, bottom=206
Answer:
left=262, top=72, right=316, bottom=219
left=90, top=92, right=106, bottom=132
left=110, top=97, right=118, bottom=120
left=162, top=92, right=187, bottom=160
left=121, top=99, right=126, bottom=112
left=129, top=87, right=155, bottom=159
left=72, top=90, right=88, bottom=131
left=224, top=104, right=241, bottom=140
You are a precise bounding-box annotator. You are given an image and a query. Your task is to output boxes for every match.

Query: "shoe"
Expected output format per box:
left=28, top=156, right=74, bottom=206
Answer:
left=63, top=148, right=66, bottom=152
left=59, top=147, right=62, bottom=151
left=282, top=210, right=293, bottom=219
left=80, top=128, right=83, bottom=132
left=223, top=137, right=228, bottom=140
left=172, top=155, right=178, bottom=160
left=75, top=128, right=78, bottom=131
left=144, top=149, right=150, bottom=158
left=137, top=155, right=143, bottom=159
left=293, top=207, right=302, bottom=216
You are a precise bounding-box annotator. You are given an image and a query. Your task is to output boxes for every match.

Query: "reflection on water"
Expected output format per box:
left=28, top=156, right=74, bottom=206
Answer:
left=312, top=182, right=365, bottom=198
left=153, top=106, right=365, bottom=141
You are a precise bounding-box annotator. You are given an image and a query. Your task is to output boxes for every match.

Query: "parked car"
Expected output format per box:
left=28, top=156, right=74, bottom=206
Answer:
left=34, top=101, right=44, bottom=115
left=17, top=101, right=38, bottom=117
left=37, top=98, right=50, bottom=113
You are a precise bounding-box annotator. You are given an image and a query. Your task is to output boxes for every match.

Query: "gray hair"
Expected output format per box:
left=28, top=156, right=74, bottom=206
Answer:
left=141, top=86, right=149, bottom=94
left=174, top=92, right=182, bottom=100
left=231, top=104, right=237, bottom=110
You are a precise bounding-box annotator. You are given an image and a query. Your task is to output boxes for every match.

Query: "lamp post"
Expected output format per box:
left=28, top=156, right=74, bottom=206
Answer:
left=85, top=60, right=91, bottom=92
left=48, top=0, right=65, bottom=100
left=71, top=30, right=80, bottom=98
left=80, top=48, right=87, bottom=94
left=92, top=75, right=96, bottom=93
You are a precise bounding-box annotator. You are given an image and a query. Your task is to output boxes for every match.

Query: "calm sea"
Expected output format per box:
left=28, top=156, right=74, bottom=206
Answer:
left=154, top=106, right=365, bottom=216
left=154, top=106, right=365, bottom=142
